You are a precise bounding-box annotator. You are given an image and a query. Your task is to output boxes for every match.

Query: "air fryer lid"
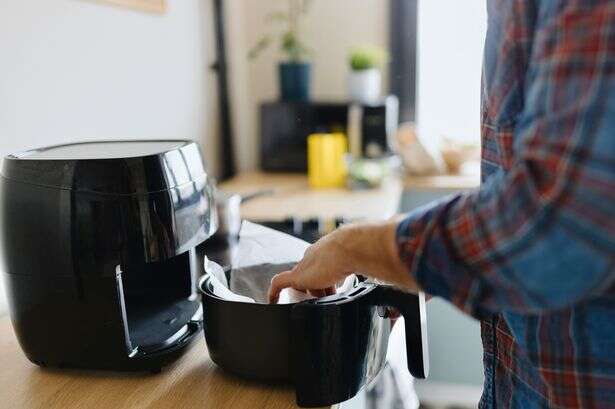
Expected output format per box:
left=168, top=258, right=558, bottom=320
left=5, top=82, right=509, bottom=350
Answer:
left=1, top=140, right=207, bottom=194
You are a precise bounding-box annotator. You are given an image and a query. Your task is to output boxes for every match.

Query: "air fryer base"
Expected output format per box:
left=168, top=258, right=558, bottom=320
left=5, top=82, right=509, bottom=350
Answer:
left=25, top=321, right=202, bottom=373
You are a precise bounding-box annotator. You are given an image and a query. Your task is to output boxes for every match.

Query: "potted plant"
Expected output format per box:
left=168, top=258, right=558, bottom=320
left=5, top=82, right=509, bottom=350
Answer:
left=348, top=46, right=388, bottom=104
left=249, top=0, right=313, bottom=102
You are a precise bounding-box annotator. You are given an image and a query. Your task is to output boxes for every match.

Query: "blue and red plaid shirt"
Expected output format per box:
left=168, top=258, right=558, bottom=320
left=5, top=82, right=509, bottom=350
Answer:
left=397, top=1, right=615, bottom=408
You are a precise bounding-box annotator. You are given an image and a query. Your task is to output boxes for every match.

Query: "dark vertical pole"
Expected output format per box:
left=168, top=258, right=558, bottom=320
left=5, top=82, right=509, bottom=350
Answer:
left=389, top=0, right=418, bottom=123
left=212, top=0, right=235, bottom=179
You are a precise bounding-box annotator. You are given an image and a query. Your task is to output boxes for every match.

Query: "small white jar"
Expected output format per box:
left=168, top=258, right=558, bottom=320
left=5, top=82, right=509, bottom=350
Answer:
left=348, top=68, right=381, bottom=104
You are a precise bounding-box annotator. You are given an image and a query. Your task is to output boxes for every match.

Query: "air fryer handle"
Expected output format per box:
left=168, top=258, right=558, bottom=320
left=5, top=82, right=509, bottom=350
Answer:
left=372, top=286, right=429, bottom=379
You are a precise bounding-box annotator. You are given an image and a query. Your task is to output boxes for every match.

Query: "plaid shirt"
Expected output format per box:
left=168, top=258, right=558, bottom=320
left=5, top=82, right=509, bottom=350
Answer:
left=397, top=1, right=615, bottom=408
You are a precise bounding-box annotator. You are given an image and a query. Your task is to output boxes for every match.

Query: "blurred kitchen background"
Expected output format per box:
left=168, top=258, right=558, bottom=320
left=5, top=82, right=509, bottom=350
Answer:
left=0, top=0, right=487, bottom=407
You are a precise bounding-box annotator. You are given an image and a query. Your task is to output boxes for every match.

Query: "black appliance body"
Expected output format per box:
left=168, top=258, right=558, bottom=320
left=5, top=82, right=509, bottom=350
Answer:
left=260, top=97, right=398, bottom=172
left=0, top=140, right=217, bottom=371
left=199, top=269, right=428, bottom=408
left=348, top=95, right=399, bottom=159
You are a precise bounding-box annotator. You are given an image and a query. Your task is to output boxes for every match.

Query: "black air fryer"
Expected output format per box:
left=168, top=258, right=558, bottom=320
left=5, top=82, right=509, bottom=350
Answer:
left=0, top=140, right=217, bottom=371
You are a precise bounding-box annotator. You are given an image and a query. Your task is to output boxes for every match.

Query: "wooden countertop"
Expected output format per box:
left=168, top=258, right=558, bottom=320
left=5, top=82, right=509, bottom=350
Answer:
left=0, top=316, right=324, bottom=409
left=220, top=172, right=403, bottom=222
left=220, top=171, right=479, bottom=222
left=403, top=172, right=480, bottom=191
left=0, top=170, right=476, bottom=408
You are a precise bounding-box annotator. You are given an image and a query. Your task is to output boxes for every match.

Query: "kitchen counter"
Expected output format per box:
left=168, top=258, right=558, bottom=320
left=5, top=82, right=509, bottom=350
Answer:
left=220, top=172, right=403, bottom=221
left=0, top=171, right=478, bottom=409
left=0, top=316, right=330, bottom=409
left=220, top=171, right=479, bottom=222
left=403, top=172, right=480, bottom=191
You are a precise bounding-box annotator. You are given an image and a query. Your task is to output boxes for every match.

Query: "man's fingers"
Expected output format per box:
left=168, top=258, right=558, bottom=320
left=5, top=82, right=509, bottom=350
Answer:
left=306, top=285, right=336, bottom=298
left=268, top=271, right=295, bottom=304
left=308, top=289, right=327, bottom=298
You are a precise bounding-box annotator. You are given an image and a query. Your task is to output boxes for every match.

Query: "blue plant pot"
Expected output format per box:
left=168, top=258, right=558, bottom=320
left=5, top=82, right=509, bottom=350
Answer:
left=279, top=62, right=311, bottom=102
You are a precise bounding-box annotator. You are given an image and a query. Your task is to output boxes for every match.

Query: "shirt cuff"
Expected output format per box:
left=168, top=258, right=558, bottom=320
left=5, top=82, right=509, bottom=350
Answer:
left=395, top=198, right=492, bottom=320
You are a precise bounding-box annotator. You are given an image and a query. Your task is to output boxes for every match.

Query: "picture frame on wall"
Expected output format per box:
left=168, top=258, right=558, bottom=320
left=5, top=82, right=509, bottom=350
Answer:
left=92, top=0, right=166, bottom=14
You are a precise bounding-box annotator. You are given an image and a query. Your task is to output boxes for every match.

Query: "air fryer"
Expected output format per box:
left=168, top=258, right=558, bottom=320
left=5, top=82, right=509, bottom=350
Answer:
left=0, top=140, right=217, bottom=371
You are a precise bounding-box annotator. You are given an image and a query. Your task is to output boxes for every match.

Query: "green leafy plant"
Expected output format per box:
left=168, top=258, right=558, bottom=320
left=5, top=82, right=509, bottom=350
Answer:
left=248, top=0, right=313, bottom=63
left=349, top=46, right=389, bottom=71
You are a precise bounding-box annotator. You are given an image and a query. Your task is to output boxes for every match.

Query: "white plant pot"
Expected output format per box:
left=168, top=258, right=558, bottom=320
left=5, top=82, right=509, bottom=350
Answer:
left=348, top=69, right=381, bottom=104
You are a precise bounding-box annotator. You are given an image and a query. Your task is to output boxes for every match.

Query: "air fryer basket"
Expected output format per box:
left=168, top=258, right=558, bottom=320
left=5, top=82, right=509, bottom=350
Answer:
left=199, top=260, right=428, bottom=407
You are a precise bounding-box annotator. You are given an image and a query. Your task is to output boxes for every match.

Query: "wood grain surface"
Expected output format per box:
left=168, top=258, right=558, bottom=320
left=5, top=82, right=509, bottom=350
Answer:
left=402, top=172, right=480, bottom=190
left=85, top=0, right=166, bottom=14
left=220, top=172, right=403, bottom=222
left=0, top=316, right=324, bottom=409
left=219, top=171, right=479, bottom=223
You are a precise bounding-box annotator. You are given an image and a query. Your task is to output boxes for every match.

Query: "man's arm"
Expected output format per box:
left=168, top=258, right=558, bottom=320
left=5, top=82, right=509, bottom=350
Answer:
left=397, top=1, right=615, bottom=317
left=268, top=220, right=414, bottom=303
left=269, top=2, right=615, bottom=312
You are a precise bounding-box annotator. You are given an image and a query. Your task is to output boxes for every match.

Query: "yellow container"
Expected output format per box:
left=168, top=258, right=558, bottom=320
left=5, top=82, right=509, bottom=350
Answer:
left=307, top=133, right=348, bottom=188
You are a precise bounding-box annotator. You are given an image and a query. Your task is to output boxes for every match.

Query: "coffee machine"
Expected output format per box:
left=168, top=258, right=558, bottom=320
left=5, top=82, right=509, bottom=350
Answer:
left=0, top=140, right=216, bottom=371
left=259, top=96, right=399, bottom=172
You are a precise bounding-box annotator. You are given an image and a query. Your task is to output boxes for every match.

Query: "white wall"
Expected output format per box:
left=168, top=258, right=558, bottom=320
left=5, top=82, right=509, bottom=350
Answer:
left=416, top=0, right=487, bottom=144
left=226, top=0, right=389, bottom=171
left=227, top=0, right=486, bottom=170
left=0, top=0, right=218, bottom=315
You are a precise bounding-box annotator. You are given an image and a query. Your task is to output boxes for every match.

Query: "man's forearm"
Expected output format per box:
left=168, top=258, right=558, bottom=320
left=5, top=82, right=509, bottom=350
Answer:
left=268, top=218, right=422, bottom=303
left=335, top=221, right=418, bottom=290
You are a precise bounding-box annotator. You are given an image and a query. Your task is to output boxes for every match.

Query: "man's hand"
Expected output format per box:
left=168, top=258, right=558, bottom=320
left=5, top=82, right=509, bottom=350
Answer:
left=268, top=219, right=420, bottom=303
